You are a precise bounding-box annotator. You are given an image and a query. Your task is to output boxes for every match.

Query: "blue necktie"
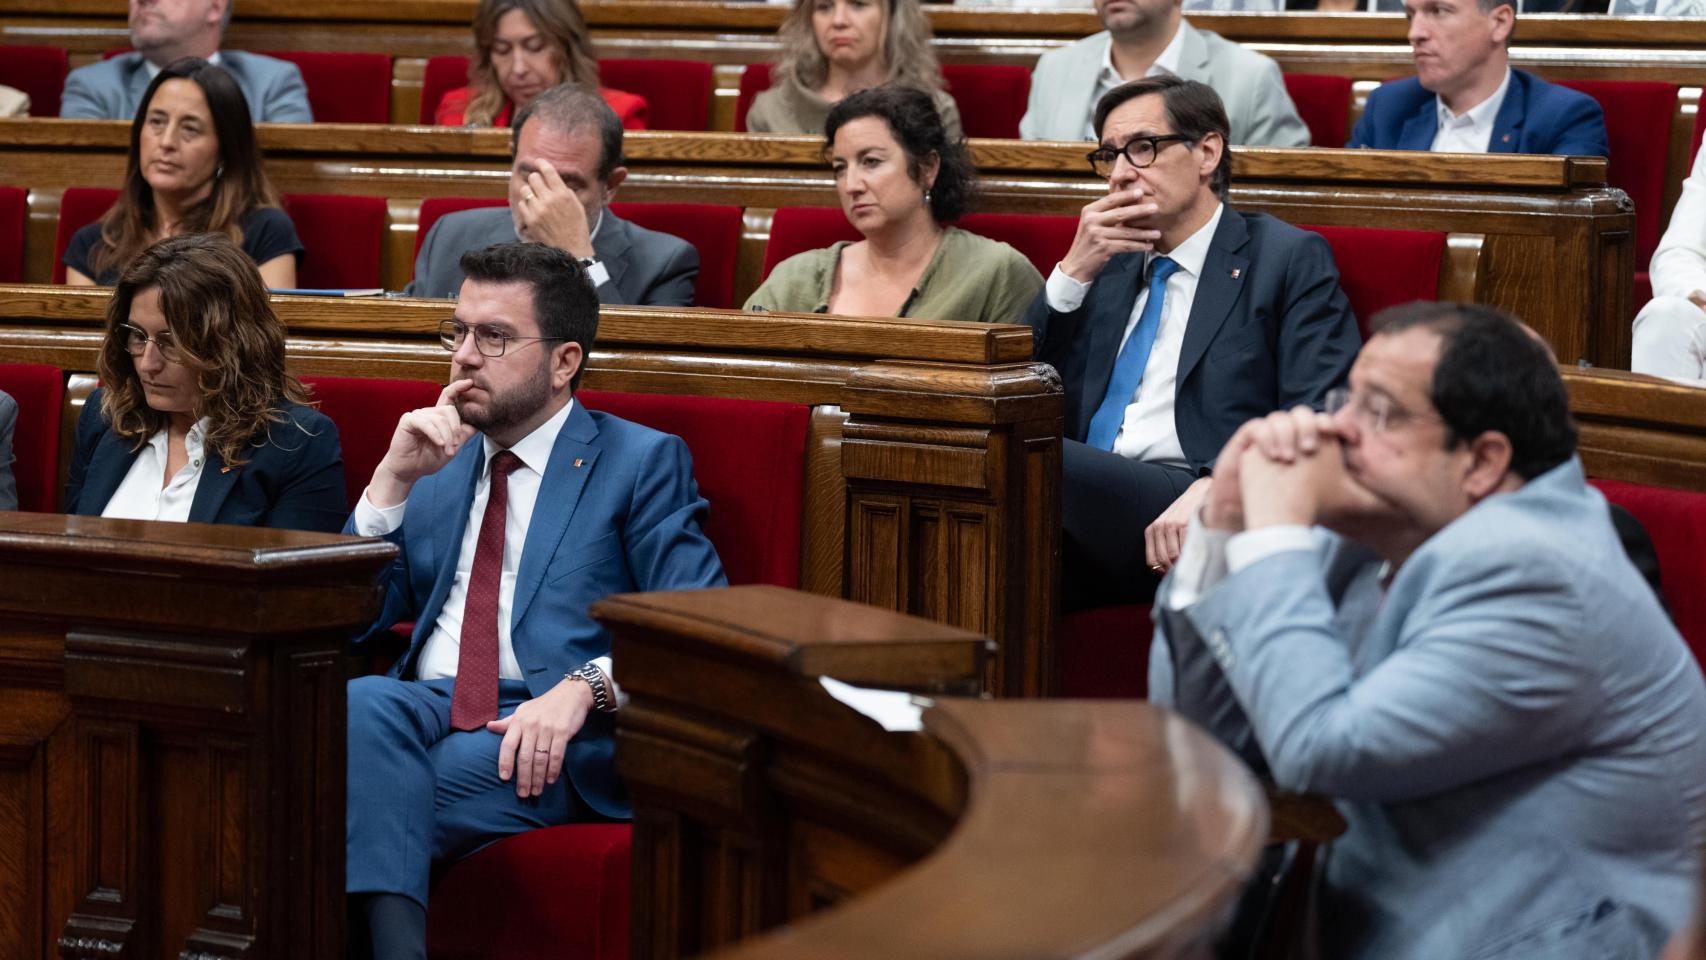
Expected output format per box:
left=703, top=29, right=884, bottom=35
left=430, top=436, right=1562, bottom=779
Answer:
left=1085, top=256, right=1179, bottom=451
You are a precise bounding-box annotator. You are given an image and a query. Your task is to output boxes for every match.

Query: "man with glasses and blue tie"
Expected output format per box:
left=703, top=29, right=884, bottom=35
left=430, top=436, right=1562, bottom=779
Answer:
left=1023, top=75, right=1359, bottom=611
left=344, top=241, right=725, bottom=960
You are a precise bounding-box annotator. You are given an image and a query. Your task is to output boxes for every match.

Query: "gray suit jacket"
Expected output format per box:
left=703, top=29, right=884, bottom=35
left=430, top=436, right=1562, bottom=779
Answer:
left=1150, top=458, right=1706, bottom=960
left=60, top=50, right=312, bottom=123
left=1019, top=21, right=1310, bottom=147
left=0, top=389, right=15, bottom=511
left=403, top=206, right=699, bottom=306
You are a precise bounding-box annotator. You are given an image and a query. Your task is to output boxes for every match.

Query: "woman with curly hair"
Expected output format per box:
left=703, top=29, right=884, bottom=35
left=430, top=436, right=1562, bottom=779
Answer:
left=64, top=232, right=346, bottom=533
left=746, top=0, right=960, bottom=138
left=435, top=0, right=646, bottom=129
left=64, top=58, right=301, bottom=287
left=745, top=86, right=1039, bottom=323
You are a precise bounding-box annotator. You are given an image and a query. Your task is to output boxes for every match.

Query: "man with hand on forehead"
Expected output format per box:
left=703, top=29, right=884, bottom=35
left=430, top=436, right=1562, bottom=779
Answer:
left=1022, top=74, right=1358, bottom=611
left=347, top=241, right=724, bottom=960
left=405, top=83, right=699, bottom=306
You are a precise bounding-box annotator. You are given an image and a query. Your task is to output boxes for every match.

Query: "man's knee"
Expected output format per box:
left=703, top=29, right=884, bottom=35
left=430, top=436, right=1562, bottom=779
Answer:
left=349, top=676, right=439, bottom=742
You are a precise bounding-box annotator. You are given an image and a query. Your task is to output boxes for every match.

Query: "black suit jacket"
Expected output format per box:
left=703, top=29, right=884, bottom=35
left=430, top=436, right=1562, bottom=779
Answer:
left=1024, top=207, right=1361, bottom=472
left=65, top=388, right=347, bottom=532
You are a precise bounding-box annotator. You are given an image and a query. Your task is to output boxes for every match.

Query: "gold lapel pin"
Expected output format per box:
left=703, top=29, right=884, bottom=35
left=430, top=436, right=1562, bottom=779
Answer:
left=220, top=466, right=231, bottom=474
left=574, top=458, right=584, bottom=468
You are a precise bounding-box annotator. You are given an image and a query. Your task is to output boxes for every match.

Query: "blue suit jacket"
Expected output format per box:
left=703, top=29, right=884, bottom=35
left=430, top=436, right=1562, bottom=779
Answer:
left=59, top=50, right=313, bottom=123
left=1151, top=459, right=1706, bottom=959
left=1348, top=69, right=1608, bottom=157
left=348, top=401, right=727, bottom=818
left=65, top=388, right=346, bottom=532
left=1022, top=207, right=1361, bottom=472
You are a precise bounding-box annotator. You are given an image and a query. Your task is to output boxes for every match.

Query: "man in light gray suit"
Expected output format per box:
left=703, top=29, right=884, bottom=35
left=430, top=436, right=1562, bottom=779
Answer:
left=1151, top=301, right=1706, bottom=960
left=0, top=389, right=16, bottom=511
left=405, top=84, right=698, bottom=307
left=1020, top=0, right=1309, bottom=146
left=60, top=0, right=311, bottom=123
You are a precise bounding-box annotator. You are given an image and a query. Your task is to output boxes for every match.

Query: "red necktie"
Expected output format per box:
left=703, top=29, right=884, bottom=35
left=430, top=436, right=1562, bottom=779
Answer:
left=450, top=450, right=522, bottom=731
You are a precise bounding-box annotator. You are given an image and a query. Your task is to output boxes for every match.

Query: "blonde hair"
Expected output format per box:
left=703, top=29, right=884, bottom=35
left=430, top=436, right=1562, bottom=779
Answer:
left=465, top=0, right=600, bottom=126
left=774, top=0, right=944, bottom=96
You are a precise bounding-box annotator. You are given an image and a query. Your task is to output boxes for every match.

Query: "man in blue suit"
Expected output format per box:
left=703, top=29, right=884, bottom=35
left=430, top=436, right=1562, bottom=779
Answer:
left=1347, top=0, right=1606, bottom=156
left=61, top=0, right=312, bottom=123
left=1023, top=75, right=1359, bottom=608
left=344, top=242, right=725, bottom=960
left=1153, top=302, right=1706, bottom=959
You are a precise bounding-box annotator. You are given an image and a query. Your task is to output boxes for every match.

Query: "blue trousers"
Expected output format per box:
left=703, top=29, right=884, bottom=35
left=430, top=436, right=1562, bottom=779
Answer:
left=346, top=676, right=587, bottom=906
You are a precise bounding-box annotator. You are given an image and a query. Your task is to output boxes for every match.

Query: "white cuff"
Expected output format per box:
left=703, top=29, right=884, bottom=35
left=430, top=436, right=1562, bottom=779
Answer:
left=1226, top=525, right=1315, bottom=573
left=583, top=259, right=611, bottom=288
left=1164, top=510, right=1231, bottom=611
left=1045, top=264, right=1093, bottom=313
left=352, top=487, right=407, bottom=536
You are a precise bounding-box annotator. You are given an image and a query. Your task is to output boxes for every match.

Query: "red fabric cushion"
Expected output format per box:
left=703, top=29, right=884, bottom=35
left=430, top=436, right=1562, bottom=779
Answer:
left=1057, top=604, right=1154, bottom=699
left=763, top=206, right=859, bottom=277
left=427, top=823, right=631, bottom=960
left=0, top=363, right=66, bottom=513
left=1556, top=80, right=1678, bottom=268
left=0, top=186, right=25, bottom=284
left=578, top=390, right=807, bottom=588
left=421, top=55, right=472, bottom=124
left=261, top=50, right=392, bottom=124
left=598, top=59, right=710, bottom=132
left=1283, top=73, right=1353, bottom=148
left=607, top=201, right=742, bottom=309
left=957, top=212, right=1077, bottom=278
left=1590, top=478, right=1706, bottom=669
left=281, top=193, right=388, bottom=289
left=941, top=64, right=1030, bottom=140
left=53, top=186, right=120, bottom=284
left=299, top=376, right=441, bottom=509
left=734, top=63, right=774, bottom=134
left=1299, top=224, right=1445, bottom=340
left=414, top=196, right=509, bottom=260
left=0, top=45, right=68, bottom=117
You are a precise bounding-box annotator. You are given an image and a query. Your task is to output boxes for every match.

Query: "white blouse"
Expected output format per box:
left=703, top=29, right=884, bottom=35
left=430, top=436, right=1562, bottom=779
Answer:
left=100, top=418, right=213, bottom=522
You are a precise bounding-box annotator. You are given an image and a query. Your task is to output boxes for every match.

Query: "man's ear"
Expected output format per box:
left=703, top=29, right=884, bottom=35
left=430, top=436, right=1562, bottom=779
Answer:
left=207, top=0, right=230, bottom=30
left=1489, top=3, right=1515, bottom=44
left=1461, top=430, right=1515, bottom=502
left=603, top=166, right=628, bottom=202
left=1197, top=132, right=1224, bottom=182
left=553, top=341, right=584, bottom=393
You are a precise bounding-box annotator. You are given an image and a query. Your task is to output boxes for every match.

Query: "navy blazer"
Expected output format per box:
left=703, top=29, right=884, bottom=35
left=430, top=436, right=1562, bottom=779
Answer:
left=1347, top=69, right=1608, bottom=157
left=1023, top=207, right=1361, bottom=472
left=347, top=401, right=727, bottom=818
left=65, top=388, right=346, bottom=532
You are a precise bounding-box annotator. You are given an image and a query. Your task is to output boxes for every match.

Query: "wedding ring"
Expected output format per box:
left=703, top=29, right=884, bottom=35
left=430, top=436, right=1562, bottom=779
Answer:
left=534, top=747, right=550, bottom=753
left=521, top=187, right=535, bottom=200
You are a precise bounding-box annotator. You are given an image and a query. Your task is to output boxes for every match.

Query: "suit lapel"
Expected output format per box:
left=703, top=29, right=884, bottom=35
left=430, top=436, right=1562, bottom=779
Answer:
left=187, top=445, right=239, bottom=523
left=1175, top=212, right=1250, bottom=388
left=78, top=432, right=143, bottom=515
left=125, top=57, right=152, bottom=117
left=1488, top=72, right=1525, bottom=153
left=418, top=443, right=483, bottom=632
left=1081, top=253, right=1145, bottom=436
left=593, top=213, right=634, bottom=302
left=1176, top=20, right=1210, bottom=78
left=510, top=402, right=600, bottom=629
left=1398, top=96, right=1438, bottom=151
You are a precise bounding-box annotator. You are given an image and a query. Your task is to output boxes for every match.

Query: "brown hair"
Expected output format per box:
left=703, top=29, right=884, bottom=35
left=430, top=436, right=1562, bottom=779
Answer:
left=464, top=0, right=600, bottom=126
left=775, top=0, right=943, bottom=96
left=1094, top=75, right=1232, bottom=201
left=99, top=233, right=310, bottom=468
left=88, top=57, right=281, bottom=280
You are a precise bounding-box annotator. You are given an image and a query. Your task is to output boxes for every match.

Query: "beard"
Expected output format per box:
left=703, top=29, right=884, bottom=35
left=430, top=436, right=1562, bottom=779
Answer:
left=454, top=356, right=553, bottom=437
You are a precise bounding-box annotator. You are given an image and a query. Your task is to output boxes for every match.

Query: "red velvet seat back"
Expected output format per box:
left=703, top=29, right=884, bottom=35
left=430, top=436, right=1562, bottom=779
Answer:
left=420, top=55, right=472, bottom=124
left=957, top=212, right=1077, bottom=277
left=1283, top=73, right=1353, bottom=148
left=1591, top=478, right=1706, bottom=667
left=0, top=363, right=66, bottom=513
left=1058, top=604, right=1154, bottom=699
left=1299, top=224, right=1446, bottom=339
left=598, top=59, right=711, bottom=131
left=763, top=205, right=859, bottom=276
left=734, top=63, right=774, bottom=134
left=53, top=187, right=120, bottom=284
left=413, top=196, right=509, bottom=261
left=261, top=50, right=392, bottom=124
left=942, top=63, right=1030, bottom=140
left=0, top=45, right=69, bottom=117
left=578, top=390, right=808, bottom=588
left=1556, top=80, right=1677, bottom=269
left=281, top=193, right=388, bottom=289
left=299, top=376, right=442, bottom=509
left=0, top=186, right=25, bottom=284
left=607, top=201, right=743, bottom=308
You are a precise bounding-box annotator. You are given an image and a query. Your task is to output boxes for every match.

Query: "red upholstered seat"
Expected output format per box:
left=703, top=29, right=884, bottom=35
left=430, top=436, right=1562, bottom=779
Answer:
left=1058, top=604, right=1154, bottom=699
left=0, top=186, right=25, bottom=284
left=941, top=63, right=1030, bottom=140
left=420, top=55, right=471, bottom=124
left=298, top=376, right=441, bottom=509
left=1555, top=80, right=1677, bottom=274
left=598, top=59, right=711, bottom=132
left=281, top=193, right=388, bottom=289
left=413, top=196, right=509, bottom=261
left=0, top=45, right=69, bottom=117
left=734, top=63, right=774, bottom=134
left=0, top=363, right=66, bottom=513
left=1590, top=478, right=1706, bottom=668
left=607, top=201, right=743, bottom=308
left=763, top=205, right=859, bottom=276
left=1283, top=73, right=1353, bottom=148
left=957, top=212, right=1077, bottom=277
left=53, top=187, right=120, bottom=284
left=1299, top=224, right=1445, bottom=339
left=261, top=50, right=392, bottom=124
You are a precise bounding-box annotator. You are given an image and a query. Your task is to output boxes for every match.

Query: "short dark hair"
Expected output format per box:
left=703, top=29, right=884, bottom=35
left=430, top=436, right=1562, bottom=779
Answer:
left=1092, top=75, right=1232, bottom=201
left=824, top=85, right=976, bottom=223
left=459, top=241, right=600, bottom=390
left=1370, top=301, right=1576, bottom=480
left=512, top=83, right=624, bottom=182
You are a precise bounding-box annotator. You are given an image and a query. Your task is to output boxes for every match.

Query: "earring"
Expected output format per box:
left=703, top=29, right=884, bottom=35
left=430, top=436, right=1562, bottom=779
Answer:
left=925, top=188, right=933, bottom=204
left=215, top=164, right=224, bottom=179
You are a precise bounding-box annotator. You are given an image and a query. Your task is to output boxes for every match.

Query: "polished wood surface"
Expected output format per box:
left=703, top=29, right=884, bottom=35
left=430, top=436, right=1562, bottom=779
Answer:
left=0, top=514, right=394, bottom=960
left=1564, top=366, right=1706, bottom=493
left=597, top=585, right=1269, bottom=960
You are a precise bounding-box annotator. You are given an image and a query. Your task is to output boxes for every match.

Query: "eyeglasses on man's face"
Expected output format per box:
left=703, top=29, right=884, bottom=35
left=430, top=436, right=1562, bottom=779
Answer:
left=1325, top=387, right=1441, bottom=435
left=439, top=319, right=565, bottom=359
left=118, top=322, right=183, bottom=364
left=1086, top=133, right=1196, bottom=179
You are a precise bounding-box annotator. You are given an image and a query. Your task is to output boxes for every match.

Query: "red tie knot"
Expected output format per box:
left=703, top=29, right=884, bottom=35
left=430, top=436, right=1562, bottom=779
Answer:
left=489, top=450, right=523, bottom=479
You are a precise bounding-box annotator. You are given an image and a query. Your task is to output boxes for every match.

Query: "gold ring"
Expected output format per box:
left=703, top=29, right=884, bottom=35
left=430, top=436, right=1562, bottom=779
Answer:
left=534, top=747, right=550, bottom=753
left=1149, top=564, right=1165, bottom=573
left=521, top=187, right=535, bottom=200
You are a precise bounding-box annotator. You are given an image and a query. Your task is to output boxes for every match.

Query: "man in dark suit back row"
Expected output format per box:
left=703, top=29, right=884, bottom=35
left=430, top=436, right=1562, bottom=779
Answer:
left=406, top=83, right=700, bottom=307
left=1024, top=75, right=1361, bottom=609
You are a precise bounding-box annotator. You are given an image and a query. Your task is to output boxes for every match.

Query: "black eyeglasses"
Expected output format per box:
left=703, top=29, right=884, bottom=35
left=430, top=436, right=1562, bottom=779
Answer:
left=439, top=319, right=564, bottom=358
left=118, top=322, right=183, bottom=363
left=1086, top=134, right=1195, bottom=178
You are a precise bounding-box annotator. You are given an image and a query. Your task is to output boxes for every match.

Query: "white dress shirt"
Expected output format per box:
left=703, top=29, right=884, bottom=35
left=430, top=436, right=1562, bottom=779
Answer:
left=101, top=417, right=213, bottom=522
left=1430, top=68, right=1511, bottom=154
left=1163, top=511, right=1317, bottom=613
left=1045, top=202, right=1226, bottom=465
left=352, top=399, right=618, bottom=695
left=143, top=51, right=222, bottom=80
left=1083, top=26, right=1188, bottom=140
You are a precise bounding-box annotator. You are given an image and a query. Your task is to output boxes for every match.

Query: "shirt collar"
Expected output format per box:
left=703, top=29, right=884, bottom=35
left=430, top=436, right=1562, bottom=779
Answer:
left=144, top=50, right=220, bottom=79
left=1150, top=201, right=1224, bottom=280
left=144, top=417, right=213, bottom=456
left=1098, top=23, right=1186, bottom=85
left=482, top=397, right=574, bottom=478
left=1436, top=67, right=1511, bottom=132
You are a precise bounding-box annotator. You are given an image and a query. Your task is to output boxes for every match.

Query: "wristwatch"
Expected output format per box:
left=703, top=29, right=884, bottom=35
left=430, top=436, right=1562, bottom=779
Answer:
left=576, top=256, right=610, bottom=287
left=570, top=662, right=616, bottom=713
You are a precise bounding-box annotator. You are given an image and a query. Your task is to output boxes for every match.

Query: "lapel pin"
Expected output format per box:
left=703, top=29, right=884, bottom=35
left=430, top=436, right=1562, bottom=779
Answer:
left=1502, top=133, right=1512, bottom=143
left=220, top=466, right=231, bottom=474
left=574, top=458, right=584, bottom=468
left=1230, top=268, right=1242, bottom=280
